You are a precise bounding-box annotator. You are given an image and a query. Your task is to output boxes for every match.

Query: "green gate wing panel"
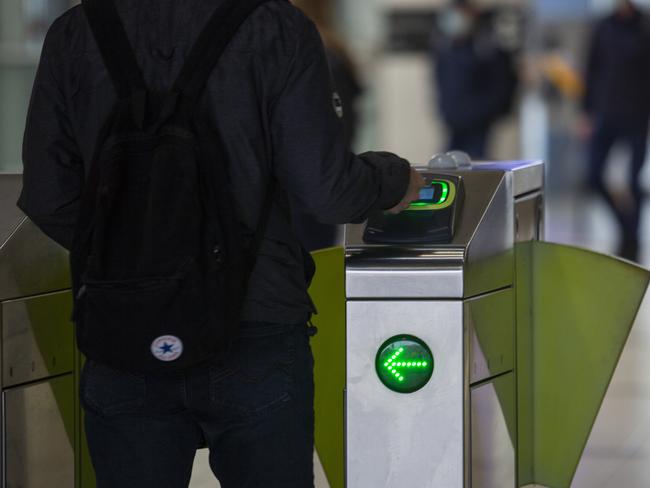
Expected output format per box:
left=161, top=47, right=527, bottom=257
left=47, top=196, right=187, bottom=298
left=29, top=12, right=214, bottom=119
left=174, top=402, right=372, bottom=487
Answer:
left=517, top=241, right=650, bottom=488
left=516, top=241, right=535, bottom=485
left=309, top=247, right=346, bottom=488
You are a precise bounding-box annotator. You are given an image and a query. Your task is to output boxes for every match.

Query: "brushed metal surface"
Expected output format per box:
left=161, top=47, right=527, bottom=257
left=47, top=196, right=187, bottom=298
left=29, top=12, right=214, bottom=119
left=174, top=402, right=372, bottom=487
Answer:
left=342, top=161, right=544, bottom=486
left=0, top=174, right=23, bottom=248
left=344, top=165, right=543, bottom=299
left=345, top=170, right=509, bottom=299
left=345, top=248, right=465, bottom=299
left=2, top=291, right=74, bottom=388
left=345, top=161, right=542, bottom=253
left=466, top=289, right=515, bottom=385
left=346, top=170, right=506, bottom=251
left=450, top=171, right=506, bottom=249
left=346, top=301, right=464, bottom=487
left=471, top=374, right=516, bottom=488
left=463, top=175, right=514, bottom=298
left=3, top=375, right=75, bottom=487
left=471, top=161, right=544, bottom=197
left=0, top=219, right=70, bottom=302
left=348, top=168, right=516, bottom=299
left=346, top=265, right=464, bottom=299
left=515, top=193, right=544, bottom=243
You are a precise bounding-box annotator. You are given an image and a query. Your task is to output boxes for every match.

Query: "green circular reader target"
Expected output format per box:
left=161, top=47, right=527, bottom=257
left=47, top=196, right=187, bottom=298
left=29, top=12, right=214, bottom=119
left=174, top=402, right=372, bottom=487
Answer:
left=376, top=335, right=434, bottom=394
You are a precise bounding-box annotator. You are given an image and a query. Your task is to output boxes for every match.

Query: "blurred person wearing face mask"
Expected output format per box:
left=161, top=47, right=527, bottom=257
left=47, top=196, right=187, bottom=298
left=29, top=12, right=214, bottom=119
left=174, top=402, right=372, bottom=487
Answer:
left=432, top=1, right=518, bottom=160
left=292, top=0, right=364, bottom=251
left=582, top=0, right=650, bottom=261
left=292, top=0, right=362, bottom=149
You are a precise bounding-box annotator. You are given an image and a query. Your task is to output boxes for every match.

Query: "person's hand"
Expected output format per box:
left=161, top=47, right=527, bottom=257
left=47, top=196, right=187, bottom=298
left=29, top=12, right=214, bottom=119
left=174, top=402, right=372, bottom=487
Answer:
left=387, top=167, right=426, bottom=214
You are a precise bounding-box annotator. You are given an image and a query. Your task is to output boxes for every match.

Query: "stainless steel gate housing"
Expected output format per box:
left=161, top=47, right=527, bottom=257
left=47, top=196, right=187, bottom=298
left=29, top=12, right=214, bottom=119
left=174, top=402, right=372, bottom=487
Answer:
left=344, top=161, right=543, bottom=488
left=0, top=174, right=74, bottom=488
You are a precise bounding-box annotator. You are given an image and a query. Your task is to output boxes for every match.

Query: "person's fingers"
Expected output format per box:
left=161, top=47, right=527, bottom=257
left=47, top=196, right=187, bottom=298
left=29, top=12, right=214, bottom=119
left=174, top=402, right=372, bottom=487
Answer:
left=386, top=204, right=407, bottom=215
left=386, top=167, right=426, bottom=214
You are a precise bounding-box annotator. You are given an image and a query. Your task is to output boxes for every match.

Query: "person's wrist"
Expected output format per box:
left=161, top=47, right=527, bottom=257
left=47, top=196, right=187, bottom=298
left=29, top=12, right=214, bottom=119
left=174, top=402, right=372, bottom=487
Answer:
left=379, top=157, right=411, bottom=210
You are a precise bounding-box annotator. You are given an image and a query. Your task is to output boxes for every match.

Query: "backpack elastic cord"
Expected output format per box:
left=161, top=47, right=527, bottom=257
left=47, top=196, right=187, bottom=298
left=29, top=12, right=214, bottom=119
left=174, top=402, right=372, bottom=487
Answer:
left=81, top=0, right=147, bottom=98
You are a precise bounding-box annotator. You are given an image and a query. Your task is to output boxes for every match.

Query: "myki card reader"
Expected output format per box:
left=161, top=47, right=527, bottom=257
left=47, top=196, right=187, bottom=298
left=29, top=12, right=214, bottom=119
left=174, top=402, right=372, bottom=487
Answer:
left=363, top=174, right=463, bottom=245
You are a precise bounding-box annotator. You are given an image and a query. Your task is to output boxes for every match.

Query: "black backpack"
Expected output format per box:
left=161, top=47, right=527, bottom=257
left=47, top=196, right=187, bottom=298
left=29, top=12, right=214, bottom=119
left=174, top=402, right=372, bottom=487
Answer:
left=71, top=0, right=274, bottom=373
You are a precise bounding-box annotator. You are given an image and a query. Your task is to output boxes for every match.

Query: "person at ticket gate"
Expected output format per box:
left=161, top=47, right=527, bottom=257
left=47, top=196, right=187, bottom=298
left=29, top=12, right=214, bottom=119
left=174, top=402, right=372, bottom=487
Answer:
left=17, top=0, right=425, bottom=487
left=581, top=0, right=650, bottom=262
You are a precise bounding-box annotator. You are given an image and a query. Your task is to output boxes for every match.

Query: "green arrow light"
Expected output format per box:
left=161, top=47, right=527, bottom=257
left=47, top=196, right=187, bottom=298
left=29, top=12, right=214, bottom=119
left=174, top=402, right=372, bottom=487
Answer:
left=376, top=335, right=434, bottom=393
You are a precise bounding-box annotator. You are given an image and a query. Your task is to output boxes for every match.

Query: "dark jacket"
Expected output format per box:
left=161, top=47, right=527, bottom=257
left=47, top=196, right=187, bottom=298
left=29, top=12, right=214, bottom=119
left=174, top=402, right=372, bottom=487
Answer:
left=18, top=0, right=410, bottom=324
left=583, top=8, right=650, bottom=127
left=434, top=36, right=517, bottom=132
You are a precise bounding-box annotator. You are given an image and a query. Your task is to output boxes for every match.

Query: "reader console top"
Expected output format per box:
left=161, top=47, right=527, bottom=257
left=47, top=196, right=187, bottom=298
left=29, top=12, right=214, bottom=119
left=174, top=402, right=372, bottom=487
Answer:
left=363, top=173, right=464, bottom=245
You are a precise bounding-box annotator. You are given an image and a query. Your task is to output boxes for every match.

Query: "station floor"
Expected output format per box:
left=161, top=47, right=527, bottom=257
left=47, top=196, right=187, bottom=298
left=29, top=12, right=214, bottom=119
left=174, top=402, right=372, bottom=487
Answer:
left=188, top=192, right=650, bottom=488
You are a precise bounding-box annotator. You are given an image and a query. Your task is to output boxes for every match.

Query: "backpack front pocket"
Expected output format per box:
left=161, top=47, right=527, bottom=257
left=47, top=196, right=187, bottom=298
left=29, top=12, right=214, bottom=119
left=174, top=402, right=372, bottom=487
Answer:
left=77, top=261, right=211, bottom=372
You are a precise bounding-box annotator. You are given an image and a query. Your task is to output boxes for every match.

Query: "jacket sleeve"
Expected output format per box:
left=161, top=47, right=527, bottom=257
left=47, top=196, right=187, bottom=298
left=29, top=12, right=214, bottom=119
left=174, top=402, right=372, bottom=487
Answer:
left=17, top=24, right=83, bottom=250
left=270, top=16, right=410, bottom=225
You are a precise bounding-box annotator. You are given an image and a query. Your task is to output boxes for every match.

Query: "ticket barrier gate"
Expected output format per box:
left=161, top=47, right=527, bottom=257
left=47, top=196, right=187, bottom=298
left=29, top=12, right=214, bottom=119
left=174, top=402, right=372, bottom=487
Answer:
left=1, top=163, right=649, bottom=488
left=345, top=162, right=521, bottom=487
left=0, top=174, right=77, bottom=487
left=309, top=161, right=650, bottom=488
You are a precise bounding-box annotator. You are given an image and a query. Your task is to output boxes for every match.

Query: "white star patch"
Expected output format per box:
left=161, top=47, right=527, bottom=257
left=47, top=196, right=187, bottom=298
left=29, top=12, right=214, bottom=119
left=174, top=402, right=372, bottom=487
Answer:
left=151, top=335, right=183, bottom=362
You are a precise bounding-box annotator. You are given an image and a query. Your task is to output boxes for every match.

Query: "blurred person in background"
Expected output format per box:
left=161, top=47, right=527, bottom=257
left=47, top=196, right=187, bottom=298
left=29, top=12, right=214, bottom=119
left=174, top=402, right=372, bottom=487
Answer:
left=538, top=33, right=584, bottom=110
left=537, top=31, right=586, bottom=192
left=433, top=0, right=518, bottom=160
left=582, top=0, right=650, bottom=261
left=292, top=0, right=362, bottom=148
left=292, top=0, right=363, bottom=251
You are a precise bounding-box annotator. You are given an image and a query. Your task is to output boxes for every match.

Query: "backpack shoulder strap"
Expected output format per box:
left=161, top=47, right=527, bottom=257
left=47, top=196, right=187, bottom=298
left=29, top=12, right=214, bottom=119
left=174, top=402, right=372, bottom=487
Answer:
left=173, top=0, right=277, bottom=106
left=82, top=0, right=147, bottom=98
left=173, top=0, right=281, bottom=262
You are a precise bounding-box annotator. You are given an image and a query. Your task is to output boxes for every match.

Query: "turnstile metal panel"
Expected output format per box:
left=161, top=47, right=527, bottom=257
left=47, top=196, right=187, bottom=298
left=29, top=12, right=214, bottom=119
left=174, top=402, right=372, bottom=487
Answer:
left=343, top=161, right=544, bottom=488
left=462, top=175, right=514, bottom=299
left=0, top=219, right=70, bottom=302
left=2, top=291, right=74, bottom=388
left=345, top=248, right=465, bottom=299
left=345, top=168, right=523, bottom=300
left=3, top=374, right=75, bottom=488
left=466, top=289, right=515, bottom=385
left=471, top=374, right=516, bottom=488
left=0, top=174, right=23, bottom=247
left=472, top=161, right=544, bottom=198
left=346, top=301, right=464, bottom=487
left=0, top=174, right=77, bottom=487
left=1, top=174, right=70, bottom=303
left=515, top=193, right=544, bottom=243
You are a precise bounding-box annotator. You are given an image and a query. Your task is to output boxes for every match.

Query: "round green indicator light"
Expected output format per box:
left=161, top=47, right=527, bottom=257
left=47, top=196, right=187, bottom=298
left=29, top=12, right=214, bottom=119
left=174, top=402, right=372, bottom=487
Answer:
left=376, top=335, right=434, bottom=393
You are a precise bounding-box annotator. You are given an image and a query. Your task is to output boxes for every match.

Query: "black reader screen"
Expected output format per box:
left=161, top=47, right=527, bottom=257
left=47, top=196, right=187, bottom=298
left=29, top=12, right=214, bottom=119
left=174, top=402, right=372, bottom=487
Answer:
left=363, top=175, right=463, bottom=244
left=409, top=181, right=452, bottom=210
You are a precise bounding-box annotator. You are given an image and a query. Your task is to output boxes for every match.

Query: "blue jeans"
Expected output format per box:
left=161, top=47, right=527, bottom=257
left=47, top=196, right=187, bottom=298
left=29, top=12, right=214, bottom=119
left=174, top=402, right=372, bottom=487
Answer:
left=81, top=322, right=315, bottom=488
